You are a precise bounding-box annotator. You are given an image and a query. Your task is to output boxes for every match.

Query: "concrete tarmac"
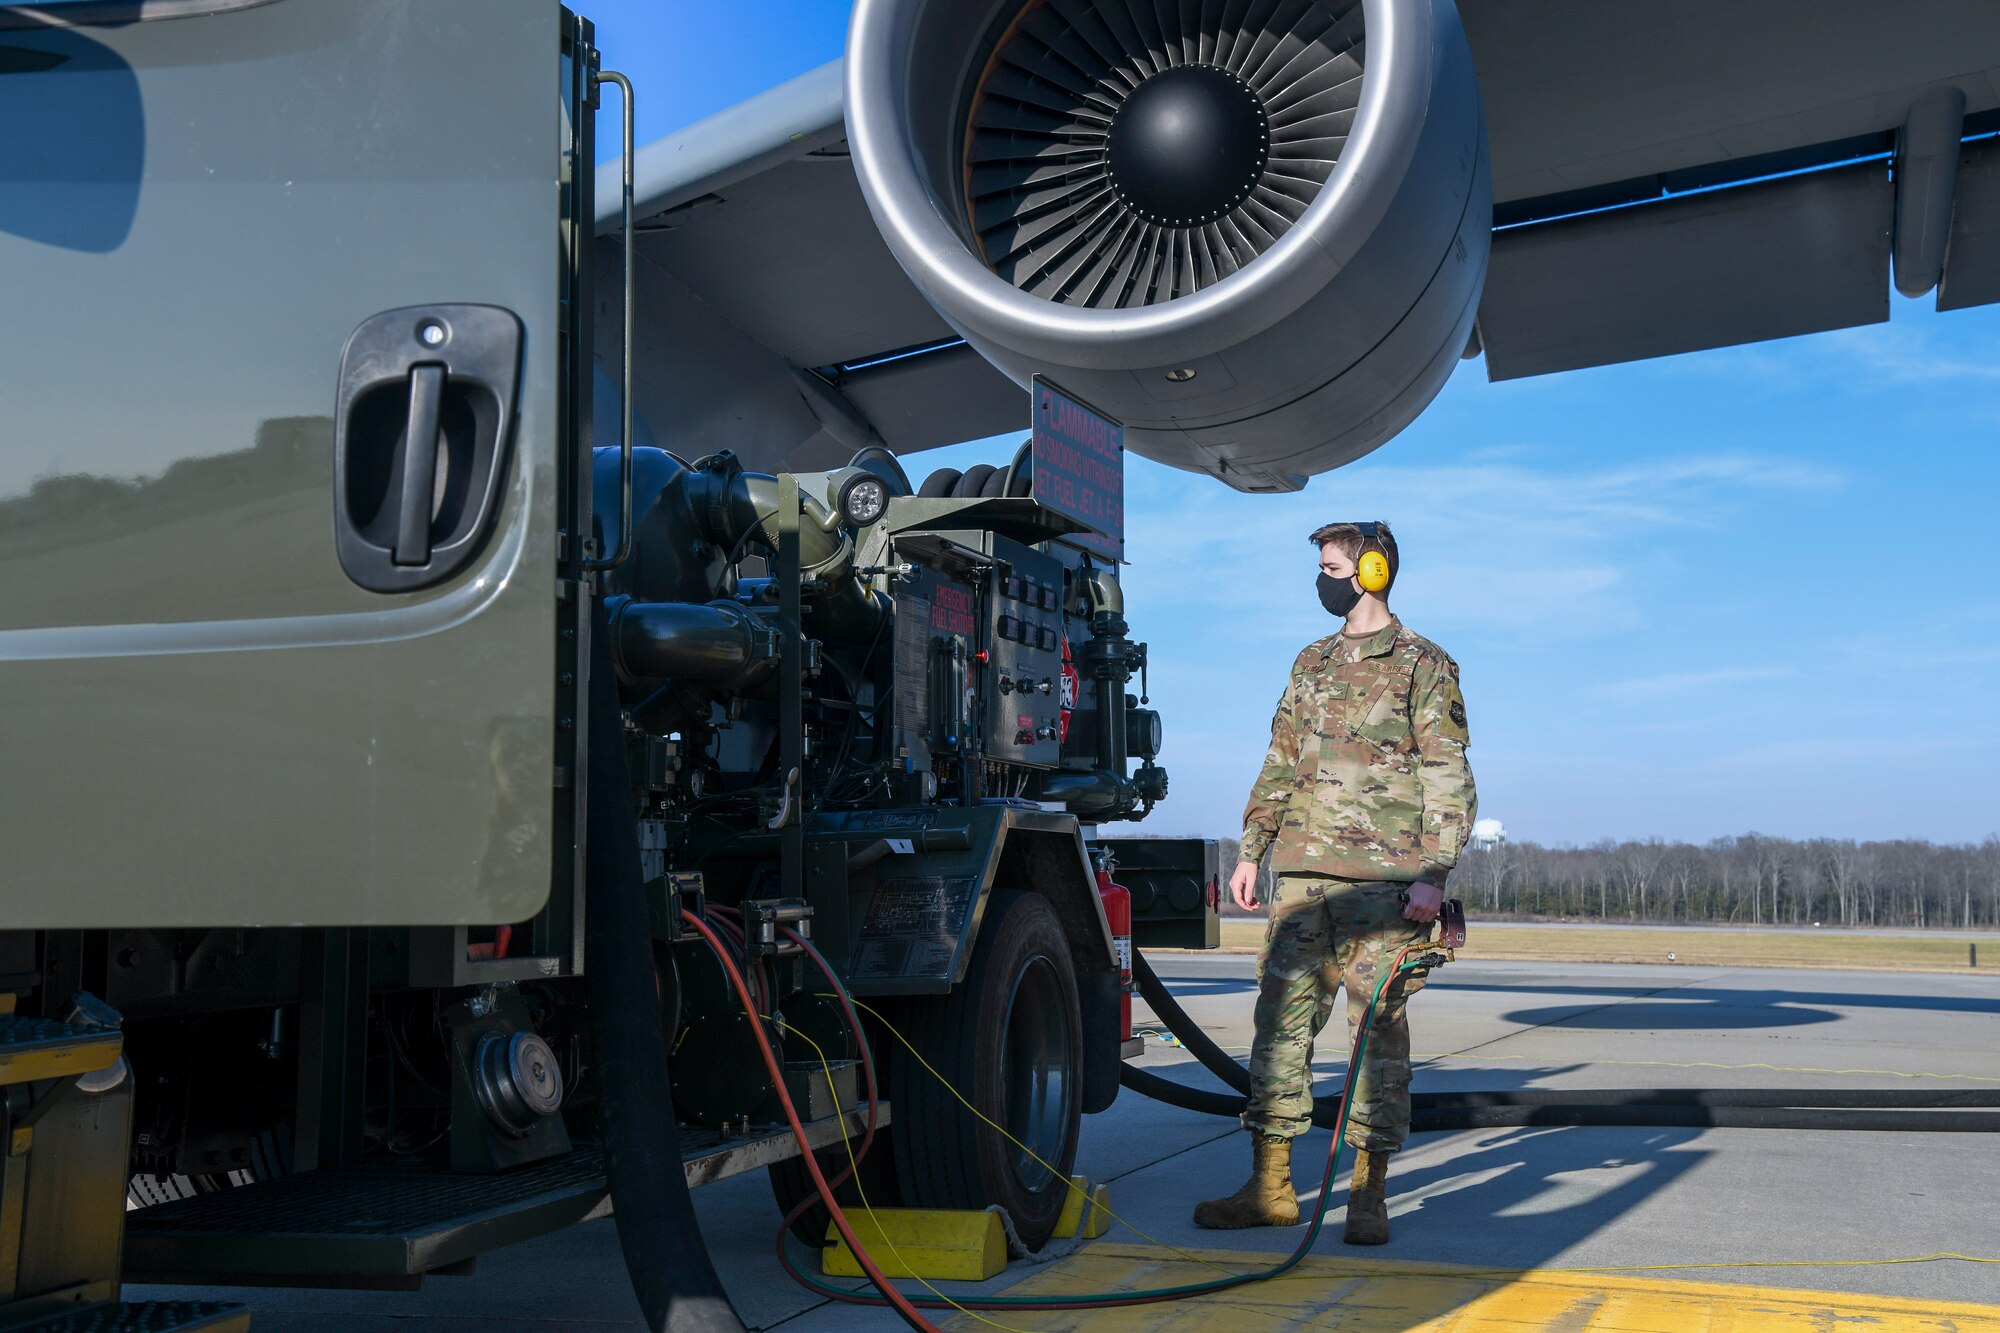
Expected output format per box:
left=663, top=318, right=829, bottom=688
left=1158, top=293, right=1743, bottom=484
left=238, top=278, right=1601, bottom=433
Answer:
left=137, top=957, right=2000, bottom=1330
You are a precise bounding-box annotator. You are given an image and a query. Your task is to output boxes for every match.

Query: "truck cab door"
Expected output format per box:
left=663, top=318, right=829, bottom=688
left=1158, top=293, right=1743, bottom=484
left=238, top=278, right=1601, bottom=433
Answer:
left=0, top=1, right=582, bottom=927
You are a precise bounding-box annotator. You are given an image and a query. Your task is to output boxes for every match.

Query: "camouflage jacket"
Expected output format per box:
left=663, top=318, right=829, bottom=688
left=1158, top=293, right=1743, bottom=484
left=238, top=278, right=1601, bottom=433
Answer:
left=1238, top=617, right=1476, bottom=885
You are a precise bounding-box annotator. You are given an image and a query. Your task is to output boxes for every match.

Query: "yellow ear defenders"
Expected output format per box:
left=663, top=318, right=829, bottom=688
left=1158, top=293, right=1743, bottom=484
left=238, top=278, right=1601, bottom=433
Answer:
left=1354, top=520, right=1394, bottom=593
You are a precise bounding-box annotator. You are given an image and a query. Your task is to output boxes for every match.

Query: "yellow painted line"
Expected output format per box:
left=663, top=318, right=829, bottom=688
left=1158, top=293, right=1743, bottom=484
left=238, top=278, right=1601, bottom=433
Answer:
left=945, top=1242, right=2000, bottom=1331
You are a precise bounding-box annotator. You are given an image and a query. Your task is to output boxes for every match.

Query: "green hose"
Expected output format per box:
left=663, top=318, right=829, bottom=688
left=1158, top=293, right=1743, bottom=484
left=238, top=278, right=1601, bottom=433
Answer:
left=777, top=946, right=1438, bottom=1311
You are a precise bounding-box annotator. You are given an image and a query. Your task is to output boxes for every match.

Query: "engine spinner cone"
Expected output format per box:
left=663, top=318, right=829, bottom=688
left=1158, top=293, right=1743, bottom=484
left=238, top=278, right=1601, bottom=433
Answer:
left=1107, top=66, right=1271, bottom=230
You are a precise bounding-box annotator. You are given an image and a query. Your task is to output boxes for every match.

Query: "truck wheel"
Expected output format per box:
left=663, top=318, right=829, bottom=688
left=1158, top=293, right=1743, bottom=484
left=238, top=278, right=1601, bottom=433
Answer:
left=891, top=889, right=1082, bottom=1251
left=767, top=1124, right=903, bottom=1247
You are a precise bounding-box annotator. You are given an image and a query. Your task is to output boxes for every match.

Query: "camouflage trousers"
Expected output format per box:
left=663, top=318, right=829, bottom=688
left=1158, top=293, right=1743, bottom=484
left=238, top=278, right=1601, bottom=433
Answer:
left=1243, top=874, right=1430, bottom=1151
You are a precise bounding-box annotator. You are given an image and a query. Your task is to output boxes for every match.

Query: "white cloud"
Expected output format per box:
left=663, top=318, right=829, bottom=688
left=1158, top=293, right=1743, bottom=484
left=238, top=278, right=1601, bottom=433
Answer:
left=1564, top=314, right=2000, bottom=400
left=1590, top=666, right=1796, bottom=702
left=1819, top=323, right=2000, bottom=385
left=1115, top=449, right=1843, bottom=639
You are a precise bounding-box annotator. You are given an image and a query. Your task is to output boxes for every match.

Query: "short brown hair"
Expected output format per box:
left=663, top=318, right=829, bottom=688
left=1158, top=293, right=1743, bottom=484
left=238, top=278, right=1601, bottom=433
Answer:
left=1308, top=521, right=1398, bottom=587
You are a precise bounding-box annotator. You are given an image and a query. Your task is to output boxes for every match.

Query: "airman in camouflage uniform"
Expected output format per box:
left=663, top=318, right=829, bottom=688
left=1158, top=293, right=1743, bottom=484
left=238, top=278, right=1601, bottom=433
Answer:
left=1195, top=522, right=1475, bottom=1243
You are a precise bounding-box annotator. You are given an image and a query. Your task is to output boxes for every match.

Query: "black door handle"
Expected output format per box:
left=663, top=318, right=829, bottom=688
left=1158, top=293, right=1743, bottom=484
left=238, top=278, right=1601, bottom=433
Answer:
left=395, top=363, right=446, bottom=567
left=333, top=305, right=523, bottom=594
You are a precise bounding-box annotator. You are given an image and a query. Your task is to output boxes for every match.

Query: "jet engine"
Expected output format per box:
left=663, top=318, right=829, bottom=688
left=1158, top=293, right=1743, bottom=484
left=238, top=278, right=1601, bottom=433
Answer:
left=846, top=0, right=1491, bottom=492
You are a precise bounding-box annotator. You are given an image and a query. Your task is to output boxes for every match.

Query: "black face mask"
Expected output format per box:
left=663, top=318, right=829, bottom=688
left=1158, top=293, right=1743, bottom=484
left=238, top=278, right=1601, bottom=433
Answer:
left=1316, top=571, right=1360, bottom=618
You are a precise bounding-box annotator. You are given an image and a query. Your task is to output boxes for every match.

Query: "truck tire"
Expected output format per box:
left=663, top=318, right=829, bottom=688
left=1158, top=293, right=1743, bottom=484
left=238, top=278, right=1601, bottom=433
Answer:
left=890, top=889, right=1082, bottom=1251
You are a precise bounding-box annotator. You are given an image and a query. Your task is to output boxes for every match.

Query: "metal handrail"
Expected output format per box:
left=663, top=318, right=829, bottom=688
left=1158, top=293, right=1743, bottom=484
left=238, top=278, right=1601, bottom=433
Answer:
left=587, top=68, right=636, bottom=572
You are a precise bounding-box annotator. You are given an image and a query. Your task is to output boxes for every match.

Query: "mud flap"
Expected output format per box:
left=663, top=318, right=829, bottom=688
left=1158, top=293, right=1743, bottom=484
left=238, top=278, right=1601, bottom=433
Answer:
left=1077, top=967, right=1121, bottom=1114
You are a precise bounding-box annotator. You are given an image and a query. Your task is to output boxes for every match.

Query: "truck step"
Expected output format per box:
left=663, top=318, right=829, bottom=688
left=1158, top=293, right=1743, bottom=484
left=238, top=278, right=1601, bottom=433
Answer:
left=125, top=1149, right=610, bottom=1286
left=10, top=1301, right=249, bottom=1333
left=125, top=1107, right=884, bottom=1286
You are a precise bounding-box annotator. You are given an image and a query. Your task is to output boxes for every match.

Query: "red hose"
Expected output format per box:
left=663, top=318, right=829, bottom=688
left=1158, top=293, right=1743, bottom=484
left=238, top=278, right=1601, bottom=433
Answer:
left=770, top=924, right=882, bottom=1242
left=680, top=910, right=942, bottom=1333
left=774, top=942, right=1428, bottom=1312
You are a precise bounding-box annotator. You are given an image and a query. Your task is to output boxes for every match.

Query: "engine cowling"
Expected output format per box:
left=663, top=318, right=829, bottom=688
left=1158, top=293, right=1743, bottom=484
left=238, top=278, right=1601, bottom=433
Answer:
left=846, top=0, right=1490, bottom=492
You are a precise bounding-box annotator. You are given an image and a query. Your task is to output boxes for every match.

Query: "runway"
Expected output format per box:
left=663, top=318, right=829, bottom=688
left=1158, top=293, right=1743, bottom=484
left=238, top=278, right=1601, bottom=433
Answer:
left=137, top=956, right=2000, bottom=1330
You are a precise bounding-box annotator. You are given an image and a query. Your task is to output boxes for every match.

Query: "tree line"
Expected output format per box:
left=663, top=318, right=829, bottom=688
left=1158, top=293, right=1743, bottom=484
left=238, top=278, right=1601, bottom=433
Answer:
left=1197, top=834, right=2000, bottom=928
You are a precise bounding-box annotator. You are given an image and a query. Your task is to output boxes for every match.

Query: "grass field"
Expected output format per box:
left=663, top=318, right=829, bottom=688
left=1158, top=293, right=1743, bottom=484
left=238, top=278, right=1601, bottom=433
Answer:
left=1212, top=920, right=1994, bottom=973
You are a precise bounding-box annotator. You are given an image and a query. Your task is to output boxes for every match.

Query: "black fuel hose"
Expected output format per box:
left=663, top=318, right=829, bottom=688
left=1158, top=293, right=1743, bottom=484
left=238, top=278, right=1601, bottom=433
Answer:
left=1129, top=948, right=2000, bottom=1133
left=1121, top=1062, right=2000, bottom=1134
left=1119, top=1063, right=1270, bottom=1121
left=1410, top=1105, right=2000, bottom=1132
left=1133, top=951, right=1252, bottom=1095
left=1419, top=1087, right=2000, bottom=1109
left=584, top=600, right=746, bottom=1333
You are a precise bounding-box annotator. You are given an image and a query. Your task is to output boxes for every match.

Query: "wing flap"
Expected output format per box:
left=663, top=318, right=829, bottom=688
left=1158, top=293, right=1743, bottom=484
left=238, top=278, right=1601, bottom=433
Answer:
left=1939, top=137, right=2000, bottom=312
left=1479, top=162, right=1892, bottom=382
left=831, top=343, right=1030, bottom=455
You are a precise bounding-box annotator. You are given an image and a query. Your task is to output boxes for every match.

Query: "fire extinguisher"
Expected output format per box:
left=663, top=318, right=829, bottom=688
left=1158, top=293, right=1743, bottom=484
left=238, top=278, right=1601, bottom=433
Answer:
left=1094, top=855, right=1133, bottom=1041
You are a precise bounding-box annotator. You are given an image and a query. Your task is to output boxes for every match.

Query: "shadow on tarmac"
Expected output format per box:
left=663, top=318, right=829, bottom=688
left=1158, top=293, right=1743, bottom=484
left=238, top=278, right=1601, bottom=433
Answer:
left=1064, top=1064, right=1714, bottom=1331
left=1435, top=979, right=2000, bottom=1017
left=1500, top=1000, right=1840, bottom=1029
left=1366, top=1123, right=1705, bottom=1253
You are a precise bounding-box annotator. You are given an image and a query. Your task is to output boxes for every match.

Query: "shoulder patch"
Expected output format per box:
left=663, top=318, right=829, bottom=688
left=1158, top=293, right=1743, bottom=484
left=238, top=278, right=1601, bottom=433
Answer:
left=1449, top=699, right=1466, bottom=728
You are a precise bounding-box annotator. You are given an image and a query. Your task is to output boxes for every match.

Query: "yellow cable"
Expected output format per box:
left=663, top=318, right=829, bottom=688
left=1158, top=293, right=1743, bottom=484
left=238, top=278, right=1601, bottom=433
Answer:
left=837, top=996, right=1250, bottom=1284
left=820, top=1005, right=2000, bottom=1301
left=781, top=1020, right=1042, bottom=1333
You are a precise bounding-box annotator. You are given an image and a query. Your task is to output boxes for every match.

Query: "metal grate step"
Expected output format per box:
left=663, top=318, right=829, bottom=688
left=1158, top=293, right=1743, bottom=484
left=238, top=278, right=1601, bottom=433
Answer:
left=125, top=1148, right=609, bottom=1284
left=11, top=1301, right=248, bottom=1333
left=0, top=1015, right=121, bottom=1087
left=125, top=1107, right=884, bottom=1286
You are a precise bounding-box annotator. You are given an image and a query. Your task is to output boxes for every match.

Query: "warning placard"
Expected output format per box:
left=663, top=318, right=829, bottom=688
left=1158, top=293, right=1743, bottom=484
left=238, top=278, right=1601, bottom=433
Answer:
left=1032, top=376, right=1124, bottom=561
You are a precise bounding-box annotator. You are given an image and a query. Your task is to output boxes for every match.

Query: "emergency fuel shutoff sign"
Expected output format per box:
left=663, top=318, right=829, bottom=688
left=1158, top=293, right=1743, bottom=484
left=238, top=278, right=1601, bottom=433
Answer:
left=1032, top=376, right=1124, bottom=561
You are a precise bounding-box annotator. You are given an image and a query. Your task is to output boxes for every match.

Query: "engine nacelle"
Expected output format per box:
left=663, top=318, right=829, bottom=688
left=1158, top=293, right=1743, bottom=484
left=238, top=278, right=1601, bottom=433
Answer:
left=846, top=0, right=1490, bottom=492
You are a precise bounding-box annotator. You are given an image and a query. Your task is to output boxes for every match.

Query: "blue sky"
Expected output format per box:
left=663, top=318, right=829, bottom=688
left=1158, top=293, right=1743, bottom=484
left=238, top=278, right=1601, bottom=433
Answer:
left=591, top=2, right=2000, bottom=847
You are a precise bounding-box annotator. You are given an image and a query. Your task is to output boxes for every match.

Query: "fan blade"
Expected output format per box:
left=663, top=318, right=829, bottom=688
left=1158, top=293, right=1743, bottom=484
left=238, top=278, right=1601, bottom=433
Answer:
left=1202, top=220, right=1247, bottom=280
left=969, top=0, right=1359, bottom=306
left=1272, top=87, right=1368, bottom=136
left=1061, top=211, right=1141, bottom=306
left=1211, top=0, right=1260, bottom=72
left=1264, top=50, right=1364, bottom=119
left=1267, top=143, right=1345, bottom=178
left=1193, top=0, right=1226, bottom=66
left=969, top=155, right=1108, bottom=201
left=1096, top=218, right=1152, bottom=308
left=1230, top=0, right=1311, bottom=85
left=1047, top=0, right=1154, bottom=88
left=982, top=65, right=1116, bottom=122
left=1092, top=0, right=1165, bottom=80
left=1241, top=188, right=1302, bottom=233
left=974, top=170, right=1112, bottom=234
left=1127, top=0, right=1178, bottom=72
left=1001, top=21, right=1106, bottom=95
left=1241, top=0, right=1334, bottom=93
left=1019, top=197, right=1126, bottom=298
left=1119, top=224, right=1166, bottom=306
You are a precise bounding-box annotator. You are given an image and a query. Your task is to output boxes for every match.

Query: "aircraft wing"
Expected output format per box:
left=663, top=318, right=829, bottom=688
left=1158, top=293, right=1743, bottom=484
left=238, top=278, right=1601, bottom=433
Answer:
left=1467, top=0, right=2000, bottom=380
left=600, top=2, right=2000, bottom=475
left=592, top=61, right=1021, bottom=475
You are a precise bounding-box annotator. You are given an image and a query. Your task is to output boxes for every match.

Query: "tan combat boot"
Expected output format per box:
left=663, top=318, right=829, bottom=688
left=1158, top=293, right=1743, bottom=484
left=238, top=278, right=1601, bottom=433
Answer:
left=1193, top=1133, right=1300, bottom=1229
left=1342, top=1147, right=1391, bottom=1245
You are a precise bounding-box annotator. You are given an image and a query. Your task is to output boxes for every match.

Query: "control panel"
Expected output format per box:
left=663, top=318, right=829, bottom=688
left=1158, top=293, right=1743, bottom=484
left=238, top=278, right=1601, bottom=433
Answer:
left=985, top=535, right=1065, bottom=768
